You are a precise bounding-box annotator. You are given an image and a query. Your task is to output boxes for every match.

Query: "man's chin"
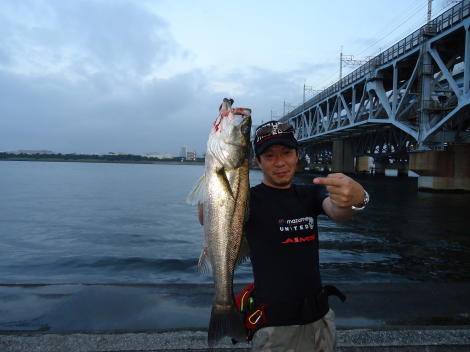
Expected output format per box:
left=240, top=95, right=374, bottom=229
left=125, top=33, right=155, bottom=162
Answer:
left=272, top=176, right=293, bottom=188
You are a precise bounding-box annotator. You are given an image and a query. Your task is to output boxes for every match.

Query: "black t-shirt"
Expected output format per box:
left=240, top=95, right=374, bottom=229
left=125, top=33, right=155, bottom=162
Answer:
left=245, top=183, right=328, bottom=307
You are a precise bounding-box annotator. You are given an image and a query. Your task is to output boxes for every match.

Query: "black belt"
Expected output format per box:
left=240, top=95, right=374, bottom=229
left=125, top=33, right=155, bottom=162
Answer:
left=322, top=285, right=346, bottom=302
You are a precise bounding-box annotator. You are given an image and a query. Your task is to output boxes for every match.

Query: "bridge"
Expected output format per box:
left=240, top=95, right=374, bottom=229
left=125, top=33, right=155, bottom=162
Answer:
left=280, top=0, right=470, bottom=191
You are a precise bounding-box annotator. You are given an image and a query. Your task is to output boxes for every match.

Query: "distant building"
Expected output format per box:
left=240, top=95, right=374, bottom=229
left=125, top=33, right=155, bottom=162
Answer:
left=186, top=151, right=197, bottom=161
left=180, top=146, right=187, bottom=158
left=12, top=150, right=54, bottom=155
left=146, top=153, right=173, bottom=159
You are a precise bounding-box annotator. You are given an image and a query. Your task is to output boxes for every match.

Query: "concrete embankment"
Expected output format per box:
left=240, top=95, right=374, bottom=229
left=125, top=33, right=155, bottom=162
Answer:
left=1, top=283, right=470, bottom=351
left=2, top=327, right=470, bottom=351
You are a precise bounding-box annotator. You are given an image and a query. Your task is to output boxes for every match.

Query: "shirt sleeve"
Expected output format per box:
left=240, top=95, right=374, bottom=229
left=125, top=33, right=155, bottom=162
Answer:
left=310, top=184, right=329, bottom=215
left=294, top=184, right=329, bottom=216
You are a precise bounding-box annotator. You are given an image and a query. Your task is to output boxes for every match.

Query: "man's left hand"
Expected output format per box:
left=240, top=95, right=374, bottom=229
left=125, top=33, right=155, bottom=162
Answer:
left=313, top=173, right=365, bottom=208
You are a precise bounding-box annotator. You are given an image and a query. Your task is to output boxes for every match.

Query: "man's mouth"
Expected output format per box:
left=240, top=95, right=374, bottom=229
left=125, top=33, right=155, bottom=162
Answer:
left=274, top=171, right=288, bottom=177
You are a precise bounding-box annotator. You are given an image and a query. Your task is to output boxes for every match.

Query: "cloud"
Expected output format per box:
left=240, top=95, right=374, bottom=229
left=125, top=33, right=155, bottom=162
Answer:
left=0, top=0, right=195, bottom=153
left=0, top=0, right=336, bottom=155
left=0, top=58, right=338, bottom=154
left=0, top=0, right=176, bottom=78
left=0, top=67, right=215, bottom=154
left=0, top=48, right=10, bottom=66
left=216, top=62, right=338, bottom=121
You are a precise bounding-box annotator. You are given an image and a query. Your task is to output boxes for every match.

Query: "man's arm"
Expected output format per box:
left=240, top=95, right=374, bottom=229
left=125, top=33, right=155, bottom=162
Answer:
left=321, top=197, right=356, bottom=222
left=314, top=173, right=367, bottom=222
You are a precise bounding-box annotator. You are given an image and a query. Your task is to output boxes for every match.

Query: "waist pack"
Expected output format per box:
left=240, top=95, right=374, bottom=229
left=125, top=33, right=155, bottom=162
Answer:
left=234, top=283, right=346, bottom=342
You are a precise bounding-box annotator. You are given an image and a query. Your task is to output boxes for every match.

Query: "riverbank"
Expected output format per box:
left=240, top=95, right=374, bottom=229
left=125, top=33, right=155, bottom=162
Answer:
left=0, top=158, right=205, bottom=166
left=2, top=283, right=470, bottom=332
left=2, top=327, right=470, bottom=351
left=1, top=282, right=470, bottom=351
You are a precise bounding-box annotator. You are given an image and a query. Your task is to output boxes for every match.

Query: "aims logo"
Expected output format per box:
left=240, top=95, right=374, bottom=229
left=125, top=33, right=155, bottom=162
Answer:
left=281, top=234, right=316, bottom=244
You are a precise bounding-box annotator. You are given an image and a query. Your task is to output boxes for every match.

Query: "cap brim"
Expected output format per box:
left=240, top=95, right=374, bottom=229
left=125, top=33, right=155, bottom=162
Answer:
left=255, top=136, right=298, bottom=156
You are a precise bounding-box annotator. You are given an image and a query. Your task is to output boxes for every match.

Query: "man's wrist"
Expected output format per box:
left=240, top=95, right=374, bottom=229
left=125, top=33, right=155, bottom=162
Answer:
left=351, top=190, right=369, bottom=211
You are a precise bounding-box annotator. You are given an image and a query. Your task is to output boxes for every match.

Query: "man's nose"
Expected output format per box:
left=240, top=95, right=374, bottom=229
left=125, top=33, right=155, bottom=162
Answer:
left=274, top=155, right=285, bottom=167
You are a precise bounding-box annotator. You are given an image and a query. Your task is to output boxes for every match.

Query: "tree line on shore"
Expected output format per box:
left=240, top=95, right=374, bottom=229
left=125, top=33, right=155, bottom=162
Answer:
left=0, top=152, right=205, bottom=163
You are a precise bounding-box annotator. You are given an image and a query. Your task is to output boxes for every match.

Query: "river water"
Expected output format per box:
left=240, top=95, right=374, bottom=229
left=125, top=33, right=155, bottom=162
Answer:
left=0, top=160, right=469, bottom=285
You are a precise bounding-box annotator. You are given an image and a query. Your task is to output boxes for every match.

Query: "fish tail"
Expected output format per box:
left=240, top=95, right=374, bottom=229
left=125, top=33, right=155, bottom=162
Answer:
left=208, top=304, right=246, bottom=347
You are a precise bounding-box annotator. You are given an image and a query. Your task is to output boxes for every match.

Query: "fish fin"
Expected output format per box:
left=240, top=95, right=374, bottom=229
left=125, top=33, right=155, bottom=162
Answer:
left=186, top=174, right=205, bottom=205
left=236, top=235, right=250, bottom=267
left=197, top=246, right=211, bottom=273
left=208, top=304, right=246, bottom=347
left=216, top=168, right=234, bottom=200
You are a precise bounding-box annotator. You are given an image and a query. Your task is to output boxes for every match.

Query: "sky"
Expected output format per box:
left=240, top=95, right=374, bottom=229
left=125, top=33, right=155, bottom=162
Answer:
left=0, top=0, right=455, bottom=155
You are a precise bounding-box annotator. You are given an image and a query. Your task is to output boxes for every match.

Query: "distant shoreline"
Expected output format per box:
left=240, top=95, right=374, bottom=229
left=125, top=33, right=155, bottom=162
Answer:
left=0, top=158, right=205, bottom=166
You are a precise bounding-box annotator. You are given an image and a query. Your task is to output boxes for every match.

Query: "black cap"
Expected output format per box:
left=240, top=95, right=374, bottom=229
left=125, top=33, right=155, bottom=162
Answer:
left=254, top=120, right=298, bottom=156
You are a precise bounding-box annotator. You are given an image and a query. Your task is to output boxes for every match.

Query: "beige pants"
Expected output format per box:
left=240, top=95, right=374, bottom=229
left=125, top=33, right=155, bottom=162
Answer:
left=250, top=309, right=336, bottom=352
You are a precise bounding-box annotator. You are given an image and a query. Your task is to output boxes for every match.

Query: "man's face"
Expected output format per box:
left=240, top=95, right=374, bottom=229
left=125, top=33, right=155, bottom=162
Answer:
left=256, top=144, right=298, bottom=189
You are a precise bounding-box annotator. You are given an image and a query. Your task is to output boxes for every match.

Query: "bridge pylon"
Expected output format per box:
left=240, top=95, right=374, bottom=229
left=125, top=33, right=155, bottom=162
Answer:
left=410, top=143, right=470, bottom=191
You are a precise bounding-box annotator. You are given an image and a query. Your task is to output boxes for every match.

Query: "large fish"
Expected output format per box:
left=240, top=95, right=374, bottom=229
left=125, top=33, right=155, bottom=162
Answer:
left=187, top=98, right=251, bottom=346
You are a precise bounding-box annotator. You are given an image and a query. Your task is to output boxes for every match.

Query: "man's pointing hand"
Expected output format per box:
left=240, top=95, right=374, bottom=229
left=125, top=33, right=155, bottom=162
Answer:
left=313, top=173, right=365, bottom=208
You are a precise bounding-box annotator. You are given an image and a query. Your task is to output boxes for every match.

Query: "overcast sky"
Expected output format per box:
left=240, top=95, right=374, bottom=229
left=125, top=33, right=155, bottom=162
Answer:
left=0, top=0, right=454, bottom=155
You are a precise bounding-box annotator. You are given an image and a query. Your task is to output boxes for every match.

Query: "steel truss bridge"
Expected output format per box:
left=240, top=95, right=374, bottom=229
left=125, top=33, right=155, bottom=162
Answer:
left=281, top=0, right=470, bottom=167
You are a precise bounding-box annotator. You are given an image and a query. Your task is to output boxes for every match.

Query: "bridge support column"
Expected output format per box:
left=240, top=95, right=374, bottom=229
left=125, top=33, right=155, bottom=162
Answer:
left=332, top=140, right=355, bottom=174
left=356, top=156, right=373, bottom=173
left=409, top=144, right=470, bottom=191
left=397, top=161, right=409, bottom=177
left=373, top=158, right=386, bottom=175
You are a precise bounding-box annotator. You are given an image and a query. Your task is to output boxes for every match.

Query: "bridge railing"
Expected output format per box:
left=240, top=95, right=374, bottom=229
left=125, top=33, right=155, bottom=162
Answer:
left=283, top=0, right=470, bottom=121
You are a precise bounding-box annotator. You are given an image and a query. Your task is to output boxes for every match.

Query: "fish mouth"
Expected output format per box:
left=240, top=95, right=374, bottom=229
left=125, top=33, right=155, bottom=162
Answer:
left=232, top=108, right=252, bottom=117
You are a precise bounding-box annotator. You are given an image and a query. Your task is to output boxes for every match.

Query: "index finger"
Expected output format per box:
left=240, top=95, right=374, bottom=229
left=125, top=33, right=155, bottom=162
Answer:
left=313, top=176, right=343, bottom=187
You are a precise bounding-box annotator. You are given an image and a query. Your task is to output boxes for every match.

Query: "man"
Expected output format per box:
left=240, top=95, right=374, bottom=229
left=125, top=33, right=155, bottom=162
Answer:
left=245, top=120, right=369, bottom=351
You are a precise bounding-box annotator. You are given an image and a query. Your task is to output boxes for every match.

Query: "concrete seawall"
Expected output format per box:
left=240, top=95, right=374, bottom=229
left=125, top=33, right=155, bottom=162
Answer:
left=1, top=282, right=470, bottom=351
left=2, top=327, right=470, bottom=351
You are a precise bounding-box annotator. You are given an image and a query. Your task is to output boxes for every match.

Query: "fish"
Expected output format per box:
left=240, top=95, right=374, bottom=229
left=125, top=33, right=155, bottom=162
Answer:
left=187, top=98, right=252, bottom=346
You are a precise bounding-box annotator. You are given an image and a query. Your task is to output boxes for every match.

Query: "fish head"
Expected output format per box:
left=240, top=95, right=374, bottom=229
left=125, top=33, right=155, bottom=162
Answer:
left=208, top=107, right=252, bottom=168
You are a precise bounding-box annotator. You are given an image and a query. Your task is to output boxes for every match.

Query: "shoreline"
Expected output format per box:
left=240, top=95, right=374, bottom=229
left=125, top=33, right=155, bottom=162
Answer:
left=2, top=282, right=470, bottom=350
left=2, top=282, right=469, bottom=331
left=1, top=327, right=470, bottom=352
left=0, top=159, right=205, bottom=166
